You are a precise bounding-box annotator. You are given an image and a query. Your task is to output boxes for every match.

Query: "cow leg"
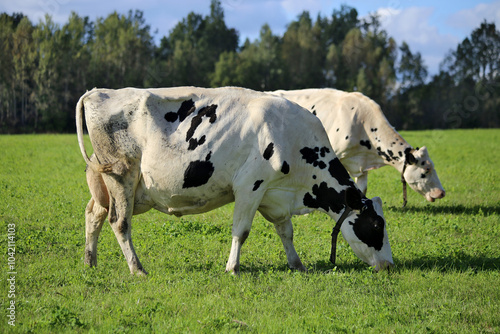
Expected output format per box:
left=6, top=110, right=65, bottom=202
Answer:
left=355, top=172, right=368, bottom=195
left=84, top=198, right=108, bottom=267
left=274, top=219, right=307, bottom=272
left=104, top=172, right=147, bottom=275
left=225, top=197, right=260, bottom=274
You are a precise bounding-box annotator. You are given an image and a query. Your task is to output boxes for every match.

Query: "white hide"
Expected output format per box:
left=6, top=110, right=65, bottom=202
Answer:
left=271, top=88, right=445, bottom=202
left=77, top=87, right=393, bottom=274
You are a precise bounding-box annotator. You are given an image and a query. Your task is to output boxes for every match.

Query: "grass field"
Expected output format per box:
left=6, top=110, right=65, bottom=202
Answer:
left=1, top=129, right=499, bottom=333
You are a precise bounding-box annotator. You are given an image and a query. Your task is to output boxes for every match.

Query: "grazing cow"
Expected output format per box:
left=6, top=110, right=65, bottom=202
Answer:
left=271, top=89, right=445, bottom=204
left=76, top=87, right=393, bottom=275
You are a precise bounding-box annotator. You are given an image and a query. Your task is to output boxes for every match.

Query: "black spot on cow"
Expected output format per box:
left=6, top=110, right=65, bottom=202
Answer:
left=98, top=92, right=110, bottom=100
left=119, top=218, right=128, bottom=234
left=263, top=143, right=274, bottom=160
left=421, top=161, right=426, bottom=166
left=360, top=140, right=371, bottom=150
left=349, top=201, right=385, bottom=250
left=328, top=158, right=353, bottom=186
left=320, top=147, right=330, bottom=157
left=371, top=128, right=378, bottom=132
left=186, top=104, right=218, bottom=141
left=351, top=106, right=355, bottom=110
left=312, top=175, right=317, bottom=179
left=253, top=180, right=264, bottom=191
left=164, top=112, right=178, bottom=122
left=398, top=151, right=403, bottom=157
left=336, top=128, right=340, bottom=132
left=178, top=99, right=196, bottom=122
left=400, top=142, right=404, bottom=145
left=165, top=99, right=196, bottom=123
left=281, top=161, right=290, bottom=174
left=421, top=173, right=426, bottom=178
left=188, top=135, right=206, bottom=150
left=182, top=151, right=214, bottom=189
left=300, top=147, right=327, bottom=169
left=387, top=150, right=394, bottom=158
left=345, top=135, right=349, bottom=140
left=312, top=110, right=317, bottom=116
left=240, top=230, right=250, bottom=244
left=376, top=147, right=392, bottom=162
left=303, top=182, right=344, bottom=214
left=104, top=112, right=129, bottom=136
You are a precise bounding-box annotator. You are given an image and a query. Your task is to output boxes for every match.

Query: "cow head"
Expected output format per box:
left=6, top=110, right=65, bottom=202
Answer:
left=339, top=188, right=393, bottom=271
left=404, top=146, right=445, bottom=202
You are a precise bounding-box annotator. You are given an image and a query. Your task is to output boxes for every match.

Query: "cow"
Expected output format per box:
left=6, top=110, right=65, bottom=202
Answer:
left=76, top=87, right=393, bottom=275
left=271, top=89, right=445, bottom=204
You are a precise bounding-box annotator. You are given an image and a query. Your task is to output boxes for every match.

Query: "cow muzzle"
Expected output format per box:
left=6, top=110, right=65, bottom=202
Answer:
left=425, top=188, right=446, bottom=202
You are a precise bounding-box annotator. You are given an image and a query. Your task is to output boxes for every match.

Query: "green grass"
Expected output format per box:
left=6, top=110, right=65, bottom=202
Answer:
left=1, top=129, right=499, bottom=333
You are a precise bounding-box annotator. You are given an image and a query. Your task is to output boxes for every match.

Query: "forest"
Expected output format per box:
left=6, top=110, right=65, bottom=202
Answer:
left=0, top=1, right=499, bottom=133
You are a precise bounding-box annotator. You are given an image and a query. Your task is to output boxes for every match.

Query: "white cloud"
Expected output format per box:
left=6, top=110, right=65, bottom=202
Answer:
left=447, top=0, right=500, bottom=34
left=376, top=6, right=459, bottom=75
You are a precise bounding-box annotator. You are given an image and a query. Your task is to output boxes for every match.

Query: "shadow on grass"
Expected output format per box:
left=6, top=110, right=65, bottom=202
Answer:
left=388, top=204, right=500, bottom=216
left=179, top=254, right=500, bottom=276
left=394, top=254, right=500, bottom=273
left=308, top=253, right=500, bottom=274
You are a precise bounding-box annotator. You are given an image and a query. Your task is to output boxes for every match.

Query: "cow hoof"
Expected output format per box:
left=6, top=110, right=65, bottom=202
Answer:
left=225, top=269, right=240, bottom=276
left=293, top=265, right=308, bottom=273
left=131, top=268, right=148, bottom=276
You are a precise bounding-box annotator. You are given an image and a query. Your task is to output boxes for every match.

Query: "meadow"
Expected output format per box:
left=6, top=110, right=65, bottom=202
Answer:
left=0, top=129, right=499, bottom=333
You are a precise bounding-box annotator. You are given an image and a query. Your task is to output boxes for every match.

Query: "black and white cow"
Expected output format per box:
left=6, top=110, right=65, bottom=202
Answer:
left=271, top=89, right=445, bottom=203
left=76, top=87, right=393, bottom=275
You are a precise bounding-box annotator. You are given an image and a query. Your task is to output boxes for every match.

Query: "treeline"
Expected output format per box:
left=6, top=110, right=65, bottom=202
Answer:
left=0, top=1, right=499, bottom=133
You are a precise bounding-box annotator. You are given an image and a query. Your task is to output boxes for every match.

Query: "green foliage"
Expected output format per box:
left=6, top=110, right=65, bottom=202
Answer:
left=389, top=21, right=500, bottom=130
left=0, top=4, right=499, bottom=133
left=0, top=130, right=499, bottom=332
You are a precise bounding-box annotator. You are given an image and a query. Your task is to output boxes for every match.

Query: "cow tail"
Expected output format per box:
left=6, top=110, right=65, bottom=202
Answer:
left=76, top=91, right=113, bottom=174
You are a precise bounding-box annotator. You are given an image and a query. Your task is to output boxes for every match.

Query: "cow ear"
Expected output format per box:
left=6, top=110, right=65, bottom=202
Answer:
left=405, top=151, right=416, bottom=165
left=345, top=188, right=363, bottom=211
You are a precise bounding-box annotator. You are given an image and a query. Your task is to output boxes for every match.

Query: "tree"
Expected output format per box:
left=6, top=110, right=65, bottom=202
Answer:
left=325, top=5, right=358, bottom=46
left=470, top=21, right=500, bottom=81
left=398, top=41, right=428, bottom=90
left=89, top=10, right=154, bottom=88
left=0, top=13, right=20, bottom=130
left=32, top=15, right=62, bottom=131
left=281, top=11, right=324, bottom=88
left=211, top=51, right=241, bottom=87
left=163, top=0, right=238, bottom=87
left=10, top=16, right=35, bottom=131
left=442, top=21, right=500, bottom=82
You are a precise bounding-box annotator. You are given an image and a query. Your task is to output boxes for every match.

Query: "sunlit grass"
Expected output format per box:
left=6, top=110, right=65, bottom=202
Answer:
left=0, top=130, right=499, bottom=332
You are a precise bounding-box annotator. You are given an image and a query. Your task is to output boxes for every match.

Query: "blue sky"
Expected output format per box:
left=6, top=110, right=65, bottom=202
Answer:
left=2, top=0, right=499, bottom=76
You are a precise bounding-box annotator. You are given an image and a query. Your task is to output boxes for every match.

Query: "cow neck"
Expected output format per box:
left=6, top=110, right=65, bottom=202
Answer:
left=364, top=120, right=412, bottom=174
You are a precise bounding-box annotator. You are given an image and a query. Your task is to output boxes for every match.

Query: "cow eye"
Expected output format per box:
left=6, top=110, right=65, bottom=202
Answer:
left=361, top=205, right=368, bottom=213
left=372, top=219, right=383, bottom=230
